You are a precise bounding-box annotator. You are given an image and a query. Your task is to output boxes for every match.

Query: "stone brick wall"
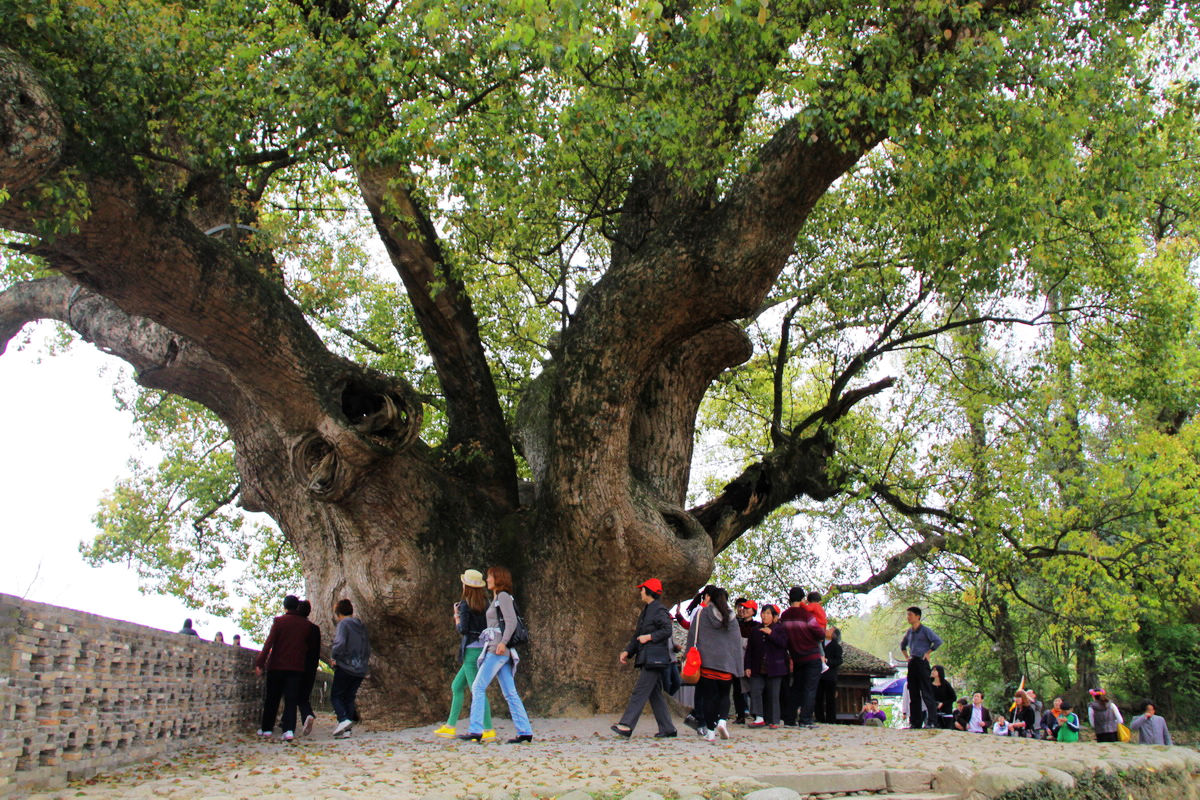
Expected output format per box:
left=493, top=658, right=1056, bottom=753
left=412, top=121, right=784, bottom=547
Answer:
left=0, top=593, right=329, bottom=794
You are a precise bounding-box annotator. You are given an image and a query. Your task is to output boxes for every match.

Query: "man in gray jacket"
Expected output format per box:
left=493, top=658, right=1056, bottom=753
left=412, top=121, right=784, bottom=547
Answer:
left=1130, top=701, right=1173, bottom=745
left=330, top=598, right=370, bottom=737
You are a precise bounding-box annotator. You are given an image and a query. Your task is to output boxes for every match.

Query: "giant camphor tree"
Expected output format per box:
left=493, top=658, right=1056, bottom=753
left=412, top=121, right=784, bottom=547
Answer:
left=1, top=0, right=1196, bottom=719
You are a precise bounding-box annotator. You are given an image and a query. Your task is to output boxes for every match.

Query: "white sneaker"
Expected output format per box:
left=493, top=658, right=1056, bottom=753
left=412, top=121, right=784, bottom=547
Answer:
left=704, top=728, right=718, bottom=742
left=281, top=731, right=295, bottom=742
left=332, top=719, right=354, bottom=736
left=696, top=726, right=709, bottom=738
left=716, top=719, right=730, bottom=739
left=256, top=729, right=272, bottom=738
left=302, top=715, right=315, bottom=736
left=334, top=729, right=353, bottom=739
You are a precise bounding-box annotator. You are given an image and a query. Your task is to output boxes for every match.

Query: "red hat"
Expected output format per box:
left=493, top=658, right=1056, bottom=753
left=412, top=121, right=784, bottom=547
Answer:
left=740, top=599, right=758, bottom=612
left=637, top=578, right=663, bottom=594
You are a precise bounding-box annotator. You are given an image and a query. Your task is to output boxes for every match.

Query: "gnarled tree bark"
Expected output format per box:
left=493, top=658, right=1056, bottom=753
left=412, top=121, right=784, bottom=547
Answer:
left=1, top=0, right=1044, bottom=721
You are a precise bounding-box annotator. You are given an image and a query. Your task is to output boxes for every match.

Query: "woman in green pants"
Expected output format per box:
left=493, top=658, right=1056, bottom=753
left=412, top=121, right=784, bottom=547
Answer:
left=434, top=569, right=494, bottom=739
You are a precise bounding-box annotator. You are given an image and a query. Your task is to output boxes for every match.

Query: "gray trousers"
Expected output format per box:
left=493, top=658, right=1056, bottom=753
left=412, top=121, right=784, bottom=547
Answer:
left=619, top=667, right=677, bottom=735
left=749, top=675, right=783, bottom=724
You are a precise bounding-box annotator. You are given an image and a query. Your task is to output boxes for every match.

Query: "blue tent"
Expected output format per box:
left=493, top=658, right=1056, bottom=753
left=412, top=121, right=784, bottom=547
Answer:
left=875, top=677, right=906, bottom=695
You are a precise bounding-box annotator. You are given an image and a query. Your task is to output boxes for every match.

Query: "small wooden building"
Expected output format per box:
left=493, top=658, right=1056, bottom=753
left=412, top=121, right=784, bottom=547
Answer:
left=834, top=643, right=896, bottom=723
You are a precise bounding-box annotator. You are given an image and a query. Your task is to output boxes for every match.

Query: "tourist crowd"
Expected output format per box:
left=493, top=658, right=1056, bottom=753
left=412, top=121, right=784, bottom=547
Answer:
left=246, top=570, right=1174, bottom=748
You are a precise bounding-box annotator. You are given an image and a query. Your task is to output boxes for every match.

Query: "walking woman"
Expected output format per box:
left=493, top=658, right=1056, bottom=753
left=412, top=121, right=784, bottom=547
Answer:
left=434, top=569, right=494, bottom=740
left=611, top=578, right=678, bottom=738
left=459, top=566, right=534, bottom=743
left=694, top=585, right=743, bottom=741
left=1087, top=688, right=1123, bottom=742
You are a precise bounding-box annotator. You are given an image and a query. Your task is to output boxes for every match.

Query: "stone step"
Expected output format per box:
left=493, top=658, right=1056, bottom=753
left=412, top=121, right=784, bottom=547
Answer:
left=838, top=795, right=960, bottom=800
left=753, top=768, right=937, bottom=796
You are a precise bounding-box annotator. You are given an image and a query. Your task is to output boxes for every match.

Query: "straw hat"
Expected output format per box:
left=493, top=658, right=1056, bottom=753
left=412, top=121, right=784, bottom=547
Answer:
left=461, top=569, right=486, bottom=588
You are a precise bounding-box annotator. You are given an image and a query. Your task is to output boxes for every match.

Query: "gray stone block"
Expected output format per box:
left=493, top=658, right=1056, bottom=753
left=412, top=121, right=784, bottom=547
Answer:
left=743, top=789, right=802, bottom=800
left=932, top=763, right=972, bottom=794
left=622, top=789, right=665, bottom=800
left=967, top=766, right=1045, bottom=798
left=555, top=791, right=594, bottom=800
left=755, top=769, right=888, bottom=794
left=886, top=768, right=934, bottom=793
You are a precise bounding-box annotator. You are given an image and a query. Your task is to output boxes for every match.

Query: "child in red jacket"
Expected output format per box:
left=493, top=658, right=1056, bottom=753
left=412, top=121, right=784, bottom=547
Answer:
left=804, top=591, right=828, bottom=627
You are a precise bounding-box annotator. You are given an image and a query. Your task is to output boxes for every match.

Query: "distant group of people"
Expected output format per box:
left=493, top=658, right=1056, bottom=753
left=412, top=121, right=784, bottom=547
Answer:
left=177, top=618, right=240, bottom=647
left=888, top=630, right=1172, bottom=746
left=253, top=595, right=370, bottom=741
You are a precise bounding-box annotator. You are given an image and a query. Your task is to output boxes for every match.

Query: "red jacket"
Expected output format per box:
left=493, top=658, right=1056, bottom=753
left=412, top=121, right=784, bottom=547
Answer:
left=778, top=604, right=825, bottom=662
left=255, top=612, right=317, bottom=672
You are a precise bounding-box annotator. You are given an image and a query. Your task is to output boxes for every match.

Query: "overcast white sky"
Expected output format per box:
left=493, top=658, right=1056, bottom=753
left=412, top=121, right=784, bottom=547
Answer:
left=0, top=325, right=254, bottom=644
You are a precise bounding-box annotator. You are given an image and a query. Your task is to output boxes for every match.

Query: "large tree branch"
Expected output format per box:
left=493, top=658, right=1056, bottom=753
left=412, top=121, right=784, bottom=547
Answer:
left=356, top=163, right=518, bottom=506
left=629, top=322, right=753, bottom=505
left=689, top=375, right=896, bottom=551
left=551, top=2, right=1041, bottom=494
left=831, top=530, right=949, bottom=595
left=0, top=275, right=245, bottom=421
left=0, top=53, right=426, bottom=504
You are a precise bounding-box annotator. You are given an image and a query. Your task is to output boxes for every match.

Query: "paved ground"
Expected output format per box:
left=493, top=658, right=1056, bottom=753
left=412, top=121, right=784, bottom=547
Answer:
left=16, top=717, right=1200, bottom=800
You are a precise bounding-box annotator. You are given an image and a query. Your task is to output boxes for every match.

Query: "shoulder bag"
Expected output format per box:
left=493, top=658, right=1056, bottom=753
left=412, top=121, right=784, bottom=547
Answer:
left=681, top=607, right=703, bottom=685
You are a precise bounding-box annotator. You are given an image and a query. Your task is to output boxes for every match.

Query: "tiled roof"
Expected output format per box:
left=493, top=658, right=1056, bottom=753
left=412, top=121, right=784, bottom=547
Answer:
left=841, top=642, right=896, bottom=677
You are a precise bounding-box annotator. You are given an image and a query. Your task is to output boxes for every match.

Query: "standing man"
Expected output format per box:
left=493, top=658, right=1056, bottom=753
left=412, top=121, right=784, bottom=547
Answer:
left=899, top=606, right=942, bottom=729
left=779, top=587, right=826, bottom=727
left=611, top=578, right=678, bottom=739
left=255, top=595, right=315, bottom=741
left=330, top=598, right=370, bottom=738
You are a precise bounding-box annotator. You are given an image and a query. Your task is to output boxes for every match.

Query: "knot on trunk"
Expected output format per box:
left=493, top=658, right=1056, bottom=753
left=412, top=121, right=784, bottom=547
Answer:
left=292, top=377, right=424, bottom=501
left=0, top=48, right=63, bottom=195
left=340, top=377, right=423, bottom=452
left=293, top=432, right=349, bottom=499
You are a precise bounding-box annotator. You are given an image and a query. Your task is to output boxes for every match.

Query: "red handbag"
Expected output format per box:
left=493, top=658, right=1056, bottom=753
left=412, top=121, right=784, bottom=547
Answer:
left=681, top=607, right=704, bottom=684
left=681, top=645, right=702, bottom=684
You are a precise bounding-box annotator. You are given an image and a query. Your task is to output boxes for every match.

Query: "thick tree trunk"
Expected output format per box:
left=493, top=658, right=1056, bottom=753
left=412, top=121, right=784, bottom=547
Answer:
left=992, top=597, right=1022, bottom=691
left=1070, top=638, right=1099, bottom=705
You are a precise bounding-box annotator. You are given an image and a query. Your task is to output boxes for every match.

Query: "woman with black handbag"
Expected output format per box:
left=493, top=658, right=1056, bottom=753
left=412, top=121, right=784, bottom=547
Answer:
left=458, top=566, right=534, bottom=744
left=611, top=578, right=679, bottom=739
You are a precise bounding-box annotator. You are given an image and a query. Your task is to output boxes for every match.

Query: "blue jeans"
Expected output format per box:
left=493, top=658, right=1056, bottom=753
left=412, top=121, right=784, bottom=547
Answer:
left=470, top=652, right=532, bottom=736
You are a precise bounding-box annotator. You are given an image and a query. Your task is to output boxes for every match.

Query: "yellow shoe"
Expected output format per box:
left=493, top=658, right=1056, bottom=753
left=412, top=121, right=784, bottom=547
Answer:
left=433, top=725, right=456, bottom=738
left=481, top=729, right=497, bottom=741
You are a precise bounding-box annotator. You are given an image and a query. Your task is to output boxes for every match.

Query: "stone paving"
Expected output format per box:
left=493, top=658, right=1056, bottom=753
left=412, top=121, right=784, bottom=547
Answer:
left=14, top=718, right=1200, bottom=800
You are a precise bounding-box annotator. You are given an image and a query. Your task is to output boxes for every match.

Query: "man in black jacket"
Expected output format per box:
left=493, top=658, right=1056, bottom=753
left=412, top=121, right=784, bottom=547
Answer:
left=611, top=578, right=678, bottom=739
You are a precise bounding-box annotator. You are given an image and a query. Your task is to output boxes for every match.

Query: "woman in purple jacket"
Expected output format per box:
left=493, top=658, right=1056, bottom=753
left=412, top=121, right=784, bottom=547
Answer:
left=743, top=604, right=790, bottom=728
